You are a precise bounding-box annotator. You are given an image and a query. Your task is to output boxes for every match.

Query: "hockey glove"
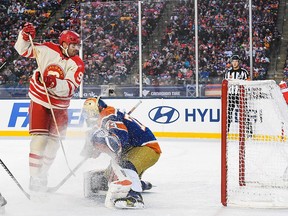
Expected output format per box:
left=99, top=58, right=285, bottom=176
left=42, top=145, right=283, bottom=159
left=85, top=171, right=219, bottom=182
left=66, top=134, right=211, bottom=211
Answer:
left=80, top=138, right=101, bottom=159
left=93, top=128, right=109, bottom=138
left=43, top=75, right=57, bottom=88
left=22, top=22, right=36, bottom=41
left=35, top=72, right=43, bottom=86
left=91, top=129, right=122, bottom=155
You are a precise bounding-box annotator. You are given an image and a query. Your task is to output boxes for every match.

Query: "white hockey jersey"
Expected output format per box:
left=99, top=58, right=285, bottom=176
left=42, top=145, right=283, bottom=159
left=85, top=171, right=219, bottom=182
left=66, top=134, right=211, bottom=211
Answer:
left=14, top=31, right=85, bottom=109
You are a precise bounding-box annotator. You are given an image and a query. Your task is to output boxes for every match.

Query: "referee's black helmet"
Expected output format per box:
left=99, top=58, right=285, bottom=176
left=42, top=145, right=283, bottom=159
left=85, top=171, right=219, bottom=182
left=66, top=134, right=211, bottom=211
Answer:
left=230, top=55, right=240, bottom=61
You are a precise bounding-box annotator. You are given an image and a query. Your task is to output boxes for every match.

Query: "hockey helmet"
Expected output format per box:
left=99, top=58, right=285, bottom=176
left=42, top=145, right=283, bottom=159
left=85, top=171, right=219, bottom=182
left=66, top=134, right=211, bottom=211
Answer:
left=59, top=30, right=80, bottom=46
left=82, top=97, right=107, bottom=120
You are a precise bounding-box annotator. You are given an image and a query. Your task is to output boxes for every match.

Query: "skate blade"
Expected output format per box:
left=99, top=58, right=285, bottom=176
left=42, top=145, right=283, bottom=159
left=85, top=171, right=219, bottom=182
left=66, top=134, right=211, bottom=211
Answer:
left=114, top=200, right=144, bottom=209
left=30, top=191, right=49, bottom=202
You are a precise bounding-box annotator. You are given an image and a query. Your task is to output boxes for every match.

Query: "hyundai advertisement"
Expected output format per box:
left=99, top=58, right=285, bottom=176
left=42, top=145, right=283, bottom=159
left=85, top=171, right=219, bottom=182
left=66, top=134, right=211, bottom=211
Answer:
left=0, top=99, right=221, bottom=139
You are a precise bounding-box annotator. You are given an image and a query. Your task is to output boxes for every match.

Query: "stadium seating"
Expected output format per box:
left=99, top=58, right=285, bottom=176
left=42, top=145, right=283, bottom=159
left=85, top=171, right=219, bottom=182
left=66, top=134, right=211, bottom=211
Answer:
left=0, top=0, right=282, bottom=97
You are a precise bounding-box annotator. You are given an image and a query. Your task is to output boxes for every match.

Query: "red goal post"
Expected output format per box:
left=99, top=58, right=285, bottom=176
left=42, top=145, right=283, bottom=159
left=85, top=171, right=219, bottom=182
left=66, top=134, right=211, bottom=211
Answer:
left=221, top=79, right=288, bottom=207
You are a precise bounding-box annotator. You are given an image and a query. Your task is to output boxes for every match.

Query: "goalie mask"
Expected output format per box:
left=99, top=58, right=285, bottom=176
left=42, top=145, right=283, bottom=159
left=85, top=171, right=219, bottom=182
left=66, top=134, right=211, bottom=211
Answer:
left=82, top=97, right=107, bottom=121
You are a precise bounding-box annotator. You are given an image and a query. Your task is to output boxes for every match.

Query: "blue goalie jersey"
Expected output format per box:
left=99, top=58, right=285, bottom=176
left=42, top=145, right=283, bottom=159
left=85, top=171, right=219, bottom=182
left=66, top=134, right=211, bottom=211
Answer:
left=98, top=106, right=161, bottom=154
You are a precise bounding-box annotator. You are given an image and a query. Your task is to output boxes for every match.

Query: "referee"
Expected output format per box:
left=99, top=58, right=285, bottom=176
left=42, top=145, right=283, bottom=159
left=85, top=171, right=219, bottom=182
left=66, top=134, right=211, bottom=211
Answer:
left=224, top=55, right=250, bottom=81
left=224, top=55, right=250, bottom=132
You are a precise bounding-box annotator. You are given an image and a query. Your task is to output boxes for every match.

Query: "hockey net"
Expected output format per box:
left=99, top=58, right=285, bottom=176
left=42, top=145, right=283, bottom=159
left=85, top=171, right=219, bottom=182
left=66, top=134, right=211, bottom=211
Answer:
left=221, top=79, right=288, bottom=208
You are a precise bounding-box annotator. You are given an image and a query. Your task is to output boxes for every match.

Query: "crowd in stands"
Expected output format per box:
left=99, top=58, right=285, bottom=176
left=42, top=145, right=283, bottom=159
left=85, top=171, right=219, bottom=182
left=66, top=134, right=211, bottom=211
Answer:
left=142, top=0, right=281, bottom=86
left=79, top=1, right=165, bottom=85
left=283, top=50, right=288, bottom=77
left=0, top=0, right=284, bottom=94
left=0, top=0, right=65, bottom=90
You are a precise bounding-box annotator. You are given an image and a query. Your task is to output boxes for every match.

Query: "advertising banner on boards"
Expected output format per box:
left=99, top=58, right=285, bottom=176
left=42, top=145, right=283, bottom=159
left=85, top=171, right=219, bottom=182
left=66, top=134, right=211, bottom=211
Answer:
left=0, top=98, right=221, bottom=139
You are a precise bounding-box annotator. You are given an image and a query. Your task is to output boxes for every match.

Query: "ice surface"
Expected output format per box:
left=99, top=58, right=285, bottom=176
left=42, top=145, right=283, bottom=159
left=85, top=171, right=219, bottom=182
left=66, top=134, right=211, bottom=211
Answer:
left=0, top=138, right=288, bottom=216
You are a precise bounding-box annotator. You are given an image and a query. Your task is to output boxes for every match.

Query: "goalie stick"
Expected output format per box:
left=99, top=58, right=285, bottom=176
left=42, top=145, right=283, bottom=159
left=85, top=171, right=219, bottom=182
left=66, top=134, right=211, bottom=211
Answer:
left=0, top=159, right=30, bottom=200
left=49, top=98, right=105, bottom=193
left=47, top=99, right=142, bottom=193
left=127, top=100, right=142, bottom=115
left=47, top=157, right=88, bottom=193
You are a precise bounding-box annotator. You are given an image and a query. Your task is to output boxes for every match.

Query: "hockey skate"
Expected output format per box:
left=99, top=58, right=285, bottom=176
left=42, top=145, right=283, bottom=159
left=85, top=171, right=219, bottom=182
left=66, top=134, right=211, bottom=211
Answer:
left=114, top=190, right=144, bottom=209
left=29, top=176, right=48, bottom=192
left=141, top=180, right=152, bottom=191
left=0, top=193, right=7, bottom=214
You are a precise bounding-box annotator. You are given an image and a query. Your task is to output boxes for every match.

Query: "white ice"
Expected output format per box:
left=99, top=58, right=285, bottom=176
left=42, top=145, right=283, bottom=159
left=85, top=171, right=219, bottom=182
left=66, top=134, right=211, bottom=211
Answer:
left=1, top=138, right=288, bottom=216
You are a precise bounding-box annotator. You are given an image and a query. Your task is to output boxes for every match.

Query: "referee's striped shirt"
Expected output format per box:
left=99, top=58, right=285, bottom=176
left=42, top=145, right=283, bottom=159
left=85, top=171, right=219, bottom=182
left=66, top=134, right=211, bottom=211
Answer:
left=224, top=67, right=250, bottom=94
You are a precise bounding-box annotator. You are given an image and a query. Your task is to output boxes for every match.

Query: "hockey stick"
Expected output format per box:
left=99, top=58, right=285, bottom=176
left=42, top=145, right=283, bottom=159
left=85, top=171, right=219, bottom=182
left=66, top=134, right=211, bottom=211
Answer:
left=0, top=61, right=6, bottom=70
left=127, top=100, right=142, bottom=115
left=47, top=100, right=143, bottom=193
left=0, top=159, right=30, bottom=200
left=47, top=157, right=88, bottom=193
left=47, top=98, right=102, bottom=193
left=28, top=35, right=74, bottom=175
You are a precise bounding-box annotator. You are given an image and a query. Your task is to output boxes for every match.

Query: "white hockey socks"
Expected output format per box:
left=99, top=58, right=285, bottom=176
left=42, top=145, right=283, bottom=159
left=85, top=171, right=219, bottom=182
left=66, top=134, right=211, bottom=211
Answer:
left=29, top=135, right=47, bottom=177
left=40, top=137, right=60, bottom=176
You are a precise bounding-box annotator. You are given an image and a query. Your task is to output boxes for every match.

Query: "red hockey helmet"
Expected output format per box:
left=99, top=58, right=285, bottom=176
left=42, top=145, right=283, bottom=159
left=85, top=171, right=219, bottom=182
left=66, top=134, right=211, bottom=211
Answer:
left=59, top=30, right=80, bottom=45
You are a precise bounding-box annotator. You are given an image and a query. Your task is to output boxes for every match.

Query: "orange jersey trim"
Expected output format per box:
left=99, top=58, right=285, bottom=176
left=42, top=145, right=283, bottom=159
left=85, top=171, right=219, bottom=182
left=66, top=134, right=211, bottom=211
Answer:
left=145, top=141, right=162, bottom=154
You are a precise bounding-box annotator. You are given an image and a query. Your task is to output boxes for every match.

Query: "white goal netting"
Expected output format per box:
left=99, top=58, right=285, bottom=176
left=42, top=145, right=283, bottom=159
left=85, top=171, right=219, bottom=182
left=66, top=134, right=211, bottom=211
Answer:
left=222, top=80, right=288, bottom=207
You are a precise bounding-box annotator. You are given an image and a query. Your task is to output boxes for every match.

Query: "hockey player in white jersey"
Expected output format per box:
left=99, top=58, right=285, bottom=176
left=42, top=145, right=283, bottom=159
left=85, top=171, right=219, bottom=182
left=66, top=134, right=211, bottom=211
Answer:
left=14, top=23, right=85, bottom=192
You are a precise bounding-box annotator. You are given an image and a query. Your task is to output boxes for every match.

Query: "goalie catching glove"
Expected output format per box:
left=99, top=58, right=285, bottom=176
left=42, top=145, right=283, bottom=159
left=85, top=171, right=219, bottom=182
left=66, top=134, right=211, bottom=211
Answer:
left=81, top=128, right=122, bottom=159
left=91, top=129, right=122, bottom=155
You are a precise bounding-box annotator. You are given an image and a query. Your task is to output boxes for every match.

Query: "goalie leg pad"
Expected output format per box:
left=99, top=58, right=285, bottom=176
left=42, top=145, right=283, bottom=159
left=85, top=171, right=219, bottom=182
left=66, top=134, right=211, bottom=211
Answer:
left=122, top=168, right=142, bottom=192
left=84, top=169, right=109, bottom=198
left=104, top=179, right=132, bottom=208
